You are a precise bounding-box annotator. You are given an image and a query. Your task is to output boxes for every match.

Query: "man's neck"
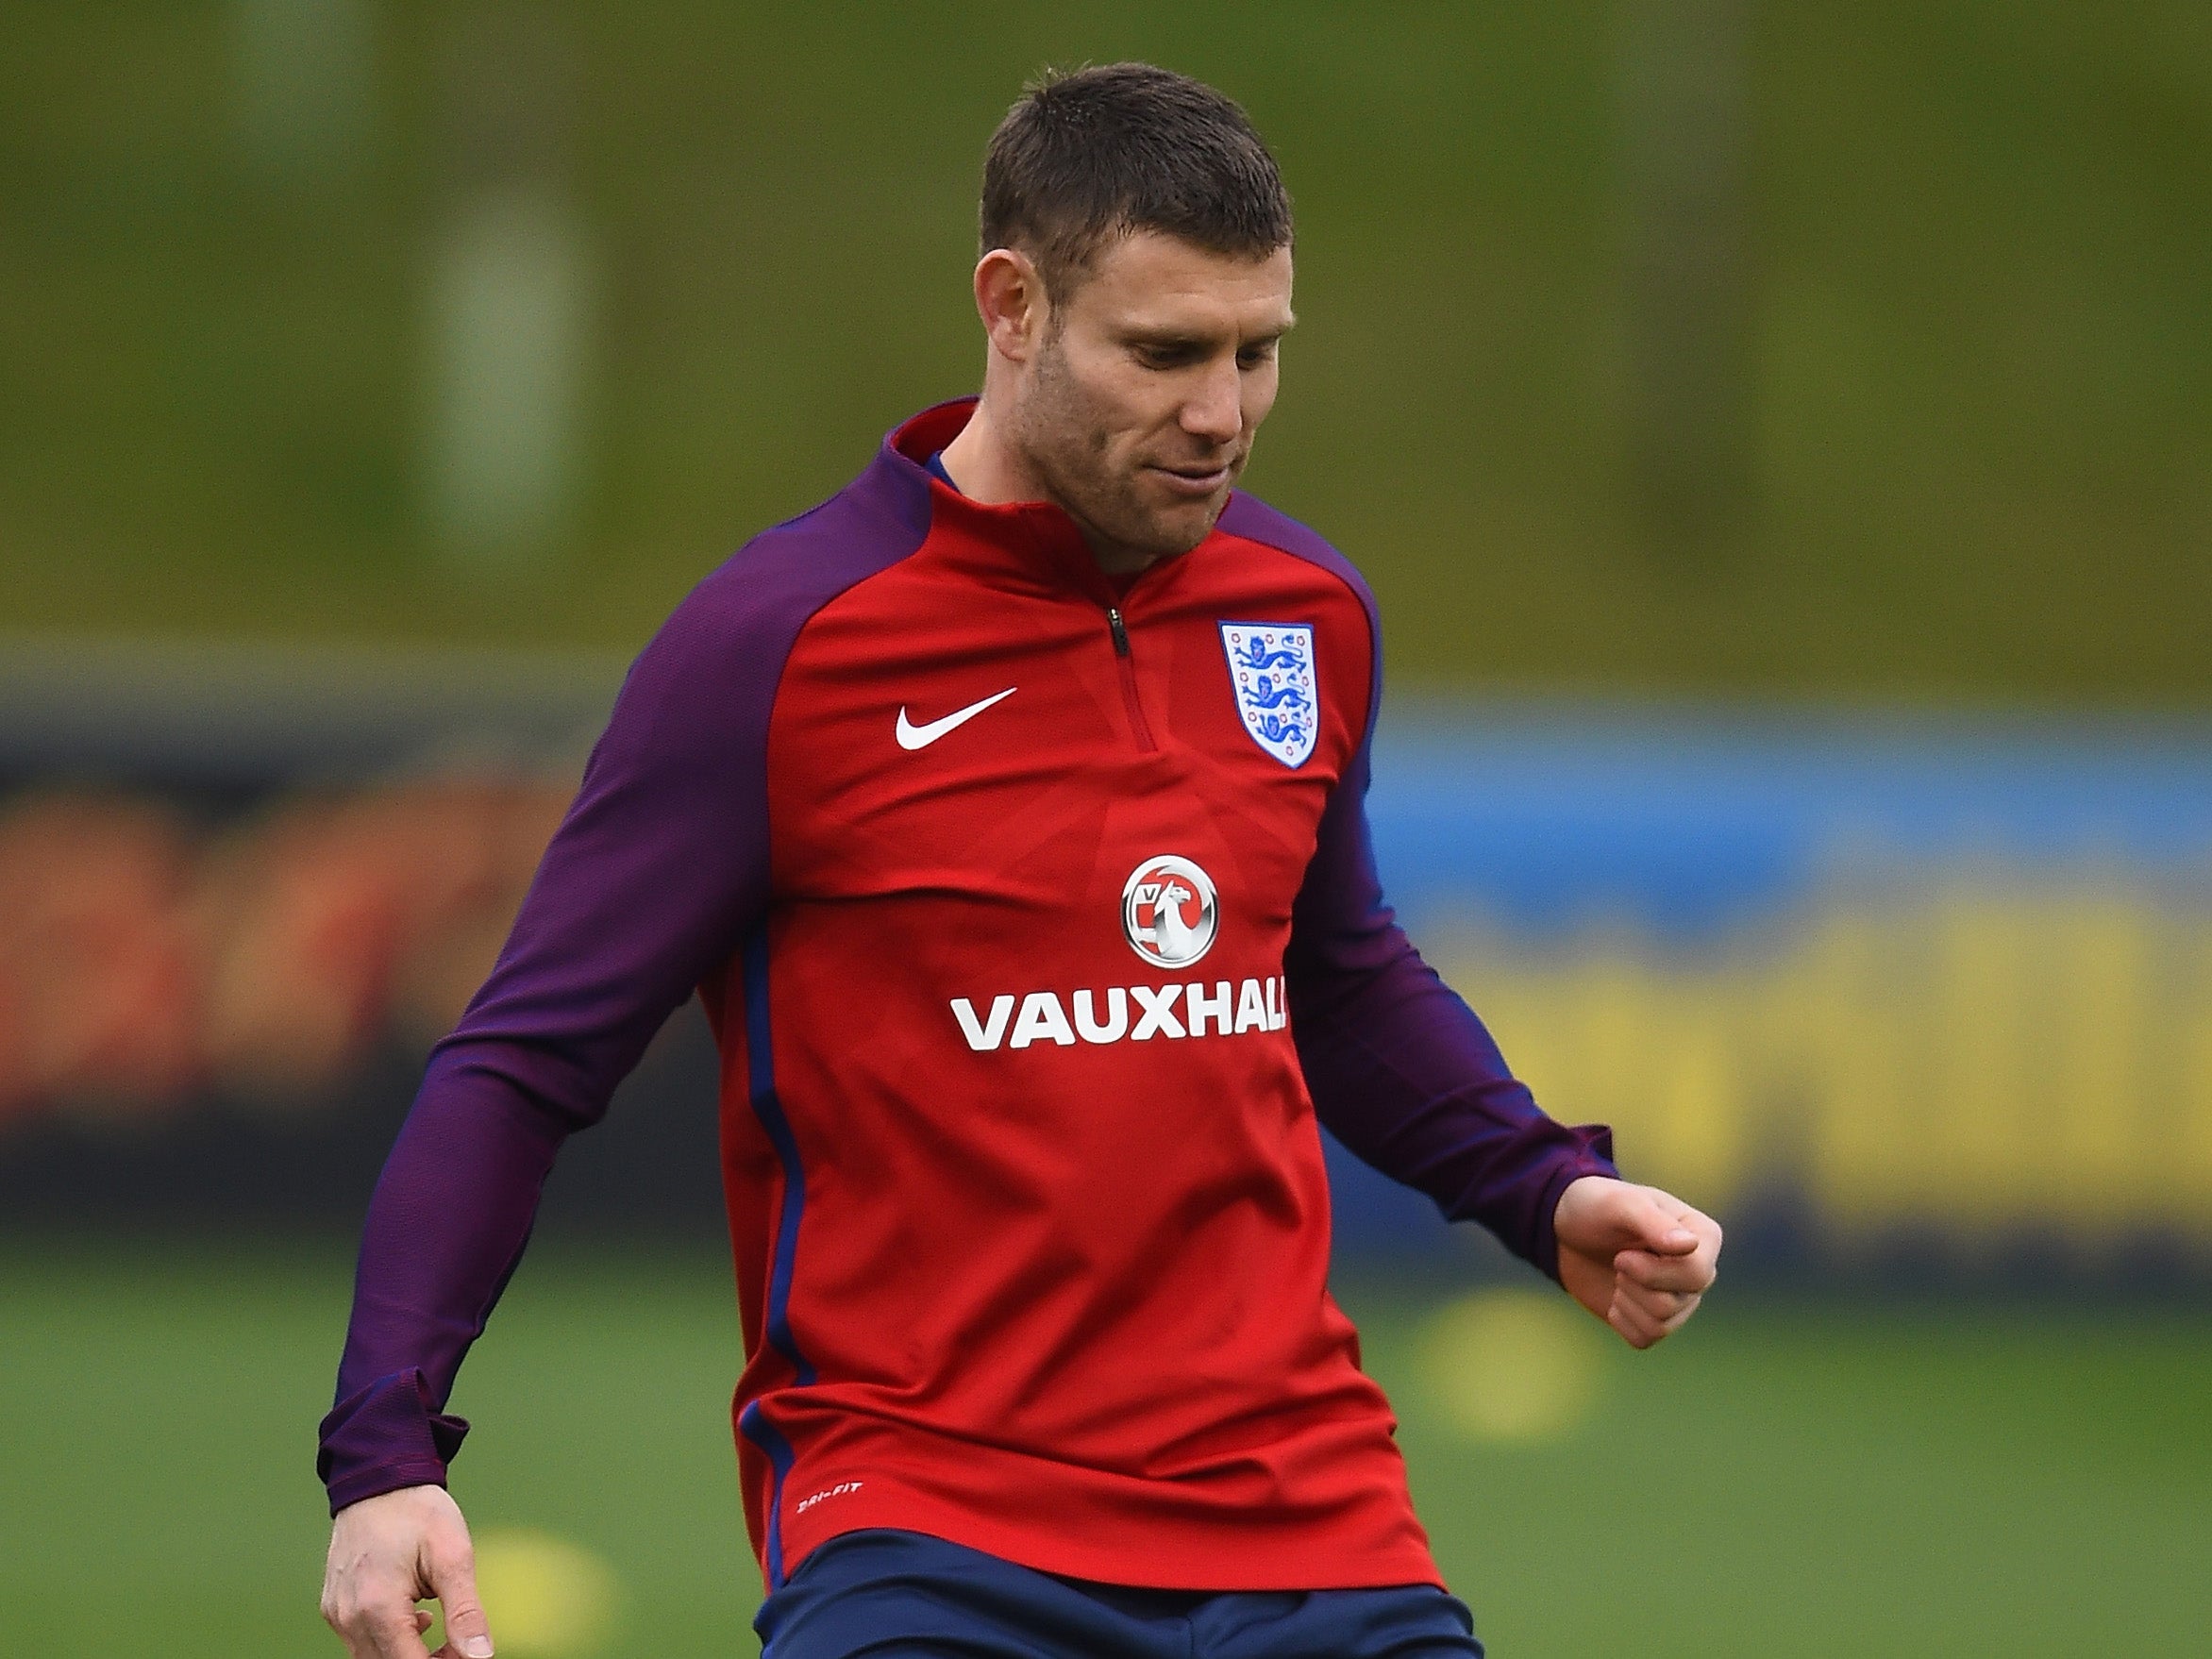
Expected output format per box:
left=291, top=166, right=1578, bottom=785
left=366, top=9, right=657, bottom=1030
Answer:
left=934, top=400, right=1037, bottom=509
left=937, top=400, right=1162, bottom=578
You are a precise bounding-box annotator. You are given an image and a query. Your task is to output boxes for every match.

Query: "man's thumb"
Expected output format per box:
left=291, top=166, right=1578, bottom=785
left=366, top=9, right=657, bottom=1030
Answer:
left=429, top=1550, right=494, bottom=1659
left=1617, top=1188, right=1699, bottom=1255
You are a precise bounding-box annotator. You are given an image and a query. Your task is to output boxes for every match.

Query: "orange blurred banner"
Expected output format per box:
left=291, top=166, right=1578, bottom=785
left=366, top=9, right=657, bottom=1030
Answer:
left=0, top=779, right=568, bottom=1119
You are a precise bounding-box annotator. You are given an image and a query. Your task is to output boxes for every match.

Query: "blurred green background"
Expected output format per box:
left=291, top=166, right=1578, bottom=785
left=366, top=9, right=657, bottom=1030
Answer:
left=6, top=5, right=2211, bottom=1657
left=6, top=2, right=2208, bottom=697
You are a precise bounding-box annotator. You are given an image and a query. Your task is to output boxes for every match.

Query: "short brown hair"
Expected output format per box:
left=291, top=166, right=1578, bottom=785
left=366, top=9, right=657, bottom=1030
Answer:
left=980, top=63, right=1293, bottom=300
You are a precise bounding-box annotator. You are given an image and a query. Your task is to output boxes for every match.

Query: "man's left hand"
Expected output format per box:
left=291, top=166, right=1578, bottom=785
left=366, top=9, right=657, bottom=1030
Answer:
left=1552, top=1176, right=1722, bottom=1349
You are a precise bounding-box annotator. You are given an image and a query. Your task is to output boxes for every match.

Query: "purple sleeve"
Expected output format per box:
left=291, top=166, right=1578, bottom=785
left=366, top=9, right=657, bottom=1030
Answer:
left=318, top=464, right=933, bottom=1515
left=1230, top=494, right=1618, bottom=1278
left=317, top=591, right=776, bottom=1514
left=1286, top=729, right=1617, bottom=1279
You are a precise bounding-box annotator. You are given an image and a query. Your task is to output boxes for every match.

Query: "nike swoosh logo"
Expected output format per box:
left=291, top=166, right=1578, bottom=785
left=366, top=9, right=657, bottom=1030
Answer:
left=896, top=686, right=1018, bottom=750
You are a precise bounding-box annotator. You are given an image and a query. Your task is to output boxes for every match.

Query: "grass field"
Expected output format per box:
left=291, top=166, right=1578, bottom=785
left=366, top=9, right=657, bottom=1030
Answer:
left=4, top=1245, right=2207, bottom=1656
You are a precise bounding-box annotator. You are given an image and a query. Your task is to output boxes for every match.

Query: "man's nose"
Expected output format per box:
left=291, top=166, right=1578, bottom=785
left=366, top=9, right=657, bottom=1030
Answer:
left=1180, top=360, right=1243, bottom=446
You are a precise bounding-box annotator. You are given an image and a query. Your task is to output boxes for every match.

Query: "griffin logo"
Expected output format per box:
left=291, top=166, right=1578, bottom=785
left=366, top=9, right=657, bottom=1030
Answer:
left=1122, top=855, right=1218, bottom=970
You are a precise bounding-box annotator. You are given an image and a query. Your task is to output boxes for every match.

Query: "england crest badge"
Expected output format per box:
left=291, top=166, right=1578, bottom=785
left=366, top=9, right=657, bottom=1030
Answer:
left=1219, top=622, right=1318, bottom=767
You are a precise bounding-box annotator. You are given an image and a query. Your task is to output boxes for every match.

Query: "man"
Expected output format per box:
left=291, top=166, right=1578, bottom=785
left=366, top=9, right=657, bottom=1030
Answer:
left=320, top=63, right=1721, bottom=1659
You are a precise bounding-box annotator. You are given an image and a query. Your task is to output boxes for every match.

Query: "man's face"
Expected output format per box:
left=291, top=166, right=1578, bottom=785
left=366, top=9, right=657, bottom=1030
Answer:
left=1008, top=232, right=1294, bottom=566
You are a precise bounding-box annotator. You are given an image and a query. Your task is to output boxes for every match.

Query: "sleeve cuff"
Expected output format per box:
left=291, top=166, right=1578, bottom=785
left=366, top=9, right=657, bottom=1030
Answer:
left=318, top=1369, right=471, bottom=1517
left=1527, top=1123, right=1619, bottom=1283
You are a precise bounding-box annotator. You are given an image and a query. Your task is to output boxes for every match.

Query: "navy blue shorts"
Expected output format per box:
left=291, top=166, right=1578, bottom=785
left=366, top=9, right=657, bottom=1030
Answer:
left=754, top=1529, right=1484, bottom=1658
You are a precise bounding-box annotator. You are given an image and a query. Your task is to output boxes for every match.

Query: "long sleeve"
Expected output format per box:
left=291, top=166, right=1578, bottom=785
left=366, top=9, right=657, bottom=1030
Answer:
left=317, top=581, right=779, bottom=1514
left=1285, top=696, right=1617, bottom=1282
left=315, top=424, right=932, bottom=1517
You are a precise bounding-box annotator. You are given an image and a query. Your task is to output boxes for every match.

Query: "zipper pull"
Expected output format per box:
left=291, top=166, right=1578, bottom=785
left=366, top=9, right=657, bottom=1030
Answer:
left=1108, top=607, right=1131, bottom=657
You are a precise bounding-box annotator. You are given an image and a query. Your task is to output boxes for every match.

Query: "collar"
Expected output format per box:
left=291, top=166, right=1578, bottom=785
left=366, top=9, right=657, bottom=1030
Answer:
left=873, top=397, right=1192, bottom=607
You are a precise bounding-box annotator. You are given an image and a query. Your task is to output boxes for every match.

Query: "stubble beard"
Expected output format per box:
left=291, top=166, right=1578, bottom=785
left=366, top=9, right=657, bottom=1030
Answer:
left=1014, top=339, right=1242, bottom=564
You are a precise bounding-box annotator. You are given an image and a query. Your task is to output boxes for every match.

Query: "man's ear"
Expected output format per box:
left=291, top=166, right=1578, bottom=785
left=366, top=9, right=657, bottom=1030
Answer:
left=975, top=248, right=1047, bottom=363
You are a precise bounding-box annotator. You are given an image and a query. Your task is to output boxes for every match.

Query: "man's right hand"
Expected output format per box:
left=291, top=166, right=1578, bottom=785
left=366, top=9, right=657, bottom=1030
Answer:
left=321, top=1484, right=494, bottom=1659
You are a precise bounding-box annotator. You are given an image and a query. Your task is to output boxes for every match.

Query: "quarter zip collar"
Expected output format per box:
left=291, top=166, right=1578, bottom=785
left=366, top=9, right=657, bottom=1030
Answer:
left=876, top=397, right=1200, bottom=610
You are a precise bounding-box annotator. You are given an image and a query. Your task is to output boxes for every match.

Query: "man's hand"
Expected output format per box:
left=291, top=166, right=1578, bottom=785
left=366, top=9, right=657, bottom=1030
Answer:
left=1553, top=1175, right=1722, bottom=1349
left=321, top=1484, right=494, bottom=1659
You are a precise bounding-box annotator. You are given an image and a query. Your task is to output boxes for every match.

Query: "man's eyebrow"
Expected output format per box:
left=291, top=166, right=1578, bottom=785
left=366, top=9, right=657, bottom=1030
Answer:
left=1117, top=316, right=1298, bottom=348
left=1117, top=327, right=1215, bottom=350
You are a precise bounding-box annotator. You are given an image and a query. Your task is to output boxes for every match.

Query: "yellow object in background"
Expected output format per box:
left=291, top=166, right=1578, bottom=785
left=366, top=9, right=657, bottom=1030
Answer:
left=1433, top=873, right=2212, bottom=1248
left=465, top=1528, right=619, bottom=1658
left=1416, top=1288, right=1608, bottom=1445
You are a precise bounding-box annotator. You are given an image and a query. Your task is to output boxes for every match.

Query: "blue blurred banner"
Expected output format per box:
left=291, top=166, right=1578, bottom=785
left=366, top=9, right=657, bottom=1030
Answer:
left=1328, top=702, right=2212, bottom=1270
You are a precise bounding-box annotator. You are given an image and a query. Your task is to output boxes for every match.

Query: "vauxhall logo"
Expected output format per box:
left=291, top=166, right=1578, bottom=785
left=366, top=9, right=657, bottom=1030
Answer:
left=1122, top=854, right=1216, bottom=969
left=950, top=854, right=1288, bottom=1052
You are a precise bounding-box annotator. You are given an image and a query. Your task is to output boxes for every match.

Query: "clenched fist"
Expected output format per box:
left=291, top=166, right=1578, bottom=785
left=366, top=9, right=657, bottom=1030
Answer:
left=1553, top=1176, right=1723, bottom=1349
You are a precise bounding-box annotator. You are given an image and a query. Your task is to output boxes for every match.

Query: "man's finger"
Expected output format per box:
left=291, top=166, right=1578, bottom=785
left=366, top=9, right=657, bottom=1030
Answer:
left=359, top=1606, right=433, bottom=1659
left=1674, top=1204, right=1725, bottom=1259
left=1613, top=1188, right=1701, bottom=1256
left=1606, top=1293, right=1666, bottom=1349
left=1611, top=1286, right=1701, bottom=1349
left=326, top=1577, right=431, bottom=1659
left=1615, top=1247, right=1717, bottom=1294
left=426, top=1544, right=495, bottom=1659
left=1618, top=1282, right=1700, bottom=1327
left=1647, top=1296, right=1701, bottom=1343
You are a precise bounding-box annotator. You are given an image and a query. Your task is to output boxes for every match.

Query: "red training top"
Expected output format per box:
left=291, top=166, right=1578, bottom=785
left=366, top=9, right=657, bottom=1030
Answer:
left=320, top=399, right=1617, bottom=1593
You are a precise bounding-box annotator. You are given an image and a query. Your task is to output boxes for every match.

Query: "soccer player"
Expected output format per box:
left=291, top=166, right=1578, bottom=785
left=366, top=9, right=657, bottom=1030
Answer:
left=319, top=63, right=1722, bottom=1659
